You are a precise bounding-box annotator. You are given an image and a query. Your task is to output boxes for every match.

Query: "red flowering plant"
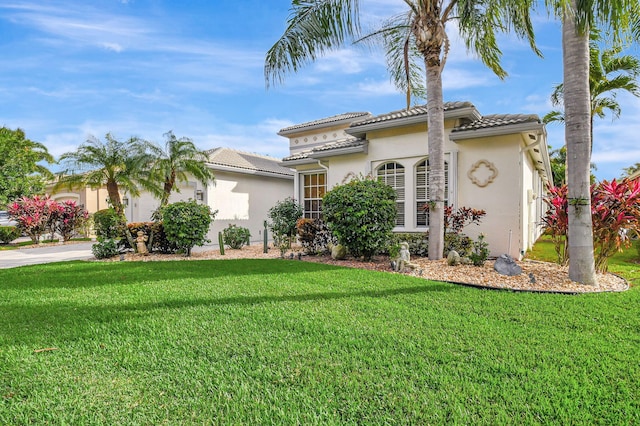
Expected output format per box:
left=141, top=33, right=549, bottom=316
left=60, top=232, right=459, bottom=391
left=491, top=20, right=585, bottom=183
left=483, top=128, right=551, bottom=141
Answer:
left=591, top=178, right=640, bottom=272
left=541, top=185, right=569, bottom=265
left=541, top=179, right=640, bottom=272
left=8, top=195, right=58, bottom=244
left=55, top=200, right=89, bottom=242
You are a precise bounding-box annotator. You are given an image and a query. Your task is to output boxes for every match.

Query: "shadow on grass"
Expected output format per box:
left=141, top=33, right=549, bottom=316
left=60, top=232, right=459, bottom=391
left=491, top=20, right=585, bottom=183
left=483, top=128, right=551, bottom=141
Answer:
left=0, top=259, right=352, bottom=290
left=1, top=281, right=453, bottom=345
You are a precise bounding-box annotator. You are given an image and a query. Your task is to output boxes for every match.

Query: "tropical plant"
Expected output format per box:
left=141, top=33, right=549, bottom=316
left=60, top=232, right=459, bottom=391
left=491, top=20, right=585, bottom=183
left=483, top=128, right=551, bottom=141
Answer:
left=268, top=197, right=303, bottom=254
left=144, top=131, right=216, bottom=207
left=222, top=224, right=251, bottom=250
left=541, top=179, right=640, bottom=273
left=591, top=178, right=640, bottom=272
left=543, top=30, right=640, bottom=149
left=322, top=175, right=397, bottom=260
left=53, top=200, right=89, bottom=242
left=265, top=0, right=539, bottom=260
left=469, top=234, right=490, bottom=266
left=56, top=133, right=152, bottom=217
left=8, top=195, right=59, bottom=244
left=548, top=0, right=636, bottom=284
left=161, top=200, right=216, bottom=257
left=541, top=185, right=570, bottom=265
left=622, top=162, right=640, bottom=177
left=0, top=127, right=54, bottom=209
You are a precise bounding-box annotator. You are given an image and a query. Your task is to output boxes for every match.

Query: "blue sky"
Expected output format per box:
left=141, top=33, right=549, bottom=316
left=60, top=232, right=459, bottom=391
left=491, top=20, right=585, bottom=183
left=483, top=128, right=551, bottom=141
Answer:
left=0, top=0, right=638, bottom=180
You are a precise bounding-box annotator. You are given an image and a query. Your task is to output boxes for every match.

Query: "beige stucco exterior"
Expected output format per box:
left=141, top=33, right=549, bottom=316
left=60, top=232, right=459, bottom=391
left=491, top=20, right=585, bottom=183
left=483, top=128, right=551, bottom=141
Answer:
left=48, top=148, right=294, bottom=245
left=280, top=103, right=551, bottom=259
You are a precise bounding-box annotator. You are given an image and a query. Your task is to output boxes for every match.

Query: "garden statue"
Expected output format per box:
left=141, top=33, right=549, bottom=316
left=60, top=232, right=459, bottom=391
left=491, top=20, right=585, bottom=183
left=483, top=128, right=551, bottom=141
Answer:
left=394, top=242, right=417, bottom=272
left=135, top=231, right=149, bottom=255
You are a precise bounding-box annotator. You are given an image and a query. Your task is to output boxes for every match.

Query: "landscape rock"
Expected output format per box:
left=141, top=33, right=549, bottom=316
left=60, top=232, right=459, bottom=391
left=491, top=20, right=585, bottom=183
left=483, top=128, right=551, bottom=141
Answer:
left=447, top=250, right=460, bottom=266
left=331, top=244, right=347, bottom=260
left=494, top=254, right=522, bottom=276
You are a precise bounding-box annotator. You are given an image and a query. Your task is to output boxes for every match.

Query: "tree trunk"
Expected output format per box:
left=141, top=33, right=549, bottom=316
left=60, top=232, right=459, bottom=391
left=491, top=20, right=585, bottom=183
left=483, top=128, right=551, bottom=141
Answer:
left=563, top=2, right=596, bottom=285
left=106, top=180, right=123, bottom=216
left=426, top=63, right=445, bottom=260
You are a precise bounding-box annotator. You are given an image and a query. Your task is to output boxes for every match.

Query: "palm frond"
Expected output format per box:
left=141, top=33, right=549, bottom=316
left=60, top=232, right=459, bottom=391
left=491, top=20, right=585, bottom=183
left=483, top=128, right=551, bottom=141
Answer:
left=265, top=0, right=360, bottom=88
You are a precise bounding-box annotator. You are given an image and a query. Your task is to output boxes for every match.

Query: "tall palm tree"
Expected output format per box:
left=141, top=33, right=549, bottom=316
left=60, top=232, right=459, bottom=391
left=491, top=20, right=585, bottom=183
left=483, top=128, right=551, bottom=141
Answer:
left=56, top=133, right=151, bottom=217
left=145, top=131, right=216, bottom=207
left=265, top=0, right=538, bottom=260
left=547, top=0, right=636, bottom=285
left=544, top=30, right=640, bottom=148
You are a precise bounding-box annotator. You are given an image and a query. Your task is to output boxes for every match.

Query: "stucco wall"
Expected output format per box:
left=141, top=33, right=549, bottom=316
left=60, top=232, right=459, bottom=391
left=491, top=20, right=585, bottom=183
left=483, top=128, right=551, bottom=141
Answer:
left=207, top=171, right=293, bottom=244
left=455, top=135, right=523, bottom=257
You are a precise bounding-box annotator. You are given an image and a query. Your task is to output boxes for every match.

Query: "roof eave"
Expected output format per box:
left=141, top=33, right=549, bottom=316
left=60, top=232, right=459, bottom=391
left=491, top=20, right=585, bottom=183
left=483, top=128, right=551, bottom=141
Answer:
left=280, top=157, right=317, bottom=166
left=278, top=115, right=368, bottom=137
left=206, top=163, right=294, bottom=179
left=310, top=142, right=368, bottom=159
left=449, top=121, right=543, bottom=141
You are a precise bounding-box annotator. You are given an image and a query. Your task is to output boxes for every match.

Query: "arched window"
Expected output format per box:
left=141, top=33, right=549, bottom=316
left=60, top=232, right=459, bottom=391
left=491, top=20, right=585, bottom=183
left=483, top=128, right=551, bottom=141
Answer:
left=377, top=162, right=405, bottom=227
left=416, top=159, right=448, bottom=227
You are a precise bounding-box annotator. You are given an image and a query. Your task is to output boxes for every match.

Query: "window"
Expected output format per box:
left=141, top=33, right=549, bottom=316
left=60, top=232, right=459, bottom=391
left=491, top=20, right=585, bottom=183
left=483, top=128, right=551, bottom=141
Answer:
left=302, top=172, right=326, bottom=219
left=416, top=159, right=448, bottom=227
left=377, top=162, right=405, bottom=227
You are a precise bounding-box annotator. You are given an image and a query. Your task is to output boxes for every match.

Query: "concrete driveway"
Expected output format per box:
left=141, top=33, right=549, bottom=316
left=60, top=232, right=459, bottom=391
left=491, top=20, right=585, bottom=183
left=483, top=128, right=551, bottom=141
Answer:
left=0, top=242, right=94, bottom=269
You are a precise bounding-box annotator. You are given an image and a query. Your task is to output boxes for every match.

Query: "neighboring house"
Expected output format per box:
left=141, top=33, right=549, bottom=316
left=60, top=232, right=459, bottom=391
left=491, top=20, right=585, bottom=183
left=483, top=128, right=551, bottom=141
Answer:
left=278, top=101, right=552, bottom=259
left=49, top=148, right=294, bottom=244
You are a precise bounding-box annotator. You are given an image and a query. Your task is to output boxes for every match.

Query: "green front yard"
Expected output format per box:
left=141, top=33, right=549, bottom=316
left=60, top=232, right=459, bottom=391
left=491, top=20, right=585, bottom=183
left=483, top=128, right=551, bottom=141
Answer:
left=1, top=251, right=639, bottom=424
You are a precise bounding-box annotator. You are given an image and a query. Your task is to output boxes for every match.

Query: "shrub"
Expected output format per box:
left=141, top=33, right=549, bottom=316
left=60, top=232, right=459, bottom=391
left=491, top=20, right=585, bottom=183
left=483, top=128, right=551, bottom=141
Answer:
left=444, top=233, right=473, bottom=257
left=541, top=185, right=569, bottom=265
left=162, top=200, right=216, bottom=256
left=296, top=218, right=336, bottom=255
left=222, top=224, right=251, bottom=249
left=54, top=200, right=89, bottom=242
left=469, top=234, right=490, bottom=266
left=388, top=233, right=429, bottom=257
left=268, top=198, right=303, bottom=255
left=93, top=208, right=121, bottom=240
left=91, top=238, right=119, bottom=259
left=0, top=226, right=20, bottom=244
left=322, top=175, right=397, bottom=260
left=8, top=195, right=59, bottom=244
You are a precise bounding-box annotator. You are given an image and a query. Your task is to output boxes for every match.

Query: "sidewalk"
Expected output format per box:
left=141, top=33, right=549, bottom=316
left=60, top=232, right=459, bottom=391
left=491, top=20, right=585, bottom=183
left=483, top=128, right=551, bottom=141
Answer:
left=0, top=242, right=94, bottom=269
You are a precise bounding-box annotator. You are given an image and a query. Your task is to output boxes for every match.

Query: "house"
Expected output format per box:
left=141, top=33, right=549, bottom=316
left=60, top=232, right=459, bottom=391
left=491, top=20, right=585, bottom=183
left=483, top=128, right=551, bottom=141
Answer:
left=278, top=101, right=552, bottom=258
left=49, top=147, right=294, bottom=244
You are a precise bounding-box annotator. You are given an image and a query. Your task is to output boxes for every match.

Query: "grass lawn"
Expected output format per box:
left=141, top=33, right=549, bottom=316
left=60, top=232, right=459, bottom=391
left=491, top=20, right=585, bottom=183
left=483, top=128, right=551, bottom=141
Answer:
left=1, top=251, right=639, bottom=424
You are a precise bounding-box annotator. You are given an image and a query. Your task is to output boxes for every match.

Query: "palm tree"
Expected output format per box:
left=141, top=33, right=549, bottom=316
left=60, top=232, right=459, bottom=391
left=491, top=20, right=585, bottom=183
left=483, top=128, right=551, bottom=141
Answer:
left=56, top=133, right=150, bottom=217
left=547, top=0, right=636, bottom=285
left=265, top=0, right=538, bottom=260
left=544, top=30, right=640, bottom=148
left=144, top=131, right=216, bottom=207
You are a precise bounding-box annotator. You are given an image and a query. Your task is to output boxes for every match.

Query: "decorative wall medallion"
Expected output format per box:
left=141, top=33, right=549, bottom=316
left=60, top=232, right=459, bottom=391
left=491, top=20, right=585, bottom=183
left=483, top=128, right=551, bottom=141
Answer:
left=333, top=133, right=337, bottom=137
left=468, top=160, right=498, bottom=188
left=313, top=136, right=317, bottom=141
left=304, top=137, right=308, bottom=142
left=294, top=139, right=299, bottom=145
left=323, top=134, right=327, bottom=140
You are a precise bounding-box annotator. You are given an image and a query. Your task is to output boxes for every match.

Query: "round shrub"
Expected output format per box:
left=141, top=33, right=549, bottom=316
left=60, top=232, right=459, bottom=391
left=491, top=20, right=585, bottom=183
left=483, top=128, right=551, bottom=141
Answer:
left=268, top=197, right=303, bottom=254
left=91, top=238, right=119, bottom=259
left=92, top=208, right=121, bottom=239
left=322, top=175, right=397, bottom=260
left=0, top=226, right=20, bottom=244
left=222, top=224, right=251, bottom=249
left=161, top=200, right=216, bottom=256
left=296, top=218, right=336, bottom=255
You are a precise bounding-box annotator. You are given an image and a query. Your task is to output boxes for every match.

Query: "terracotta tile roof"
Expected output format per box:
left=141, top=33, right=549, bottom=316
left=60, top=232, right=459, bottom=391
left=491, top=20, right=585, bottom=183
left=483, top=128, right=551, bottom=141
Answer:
left=278, top=112, right=371, bottom=134
left=350, top=101, right=475, bottom=128
left=452, top=113, right=541, bottom=132
left=205, top=147, right=294, bottom=176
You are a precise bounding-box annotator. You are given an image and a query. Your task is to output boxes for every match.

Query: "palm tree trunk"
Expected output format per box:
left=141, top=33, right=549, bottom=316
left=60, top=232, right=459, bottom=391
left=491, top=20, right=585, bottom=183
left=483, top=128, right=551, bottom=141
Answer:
left=106, top=180, right=123, bottom=216
left=426, top=63, right=445, bottom=260
left=563, top=1, right=596, bottom=285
